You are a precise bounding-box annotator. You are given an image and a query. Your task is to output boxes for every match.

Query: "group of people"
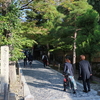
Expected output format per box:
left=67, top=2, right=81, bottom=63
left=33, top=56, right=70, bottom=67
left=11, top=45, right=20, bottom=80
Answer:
left=63, top=55, right=92, bottom=94
left=24, top=51, right=49, bottom=68
left=24, top=51, right=33, bottom=67
left=41, top=53, right=92, bottom=94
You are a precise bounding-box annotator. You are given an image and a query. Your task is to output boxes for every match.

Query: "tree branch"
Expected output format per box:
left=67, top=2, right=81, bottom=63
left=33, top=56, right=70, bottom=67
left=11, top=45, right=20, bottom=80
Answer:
left=20, top=0, right=33, bottom=10
left=19, top=6, right=33, bottom=10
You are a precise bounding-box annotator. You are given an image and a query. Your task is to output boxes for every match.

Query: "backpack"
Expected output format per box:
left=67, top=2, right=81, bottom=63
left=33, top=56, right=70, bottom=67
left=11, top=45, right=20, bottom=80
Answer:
left=43, top=55, right=47, bottom=61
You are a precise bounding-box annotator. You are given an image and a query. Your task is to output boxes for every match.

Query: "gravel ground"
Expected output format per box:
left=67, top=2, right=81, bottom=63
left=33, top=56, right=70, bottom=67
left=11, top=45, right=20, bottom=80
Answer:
left=9, top=75, right=24, bottom=100
left=20, top=60, right=100, bottom=100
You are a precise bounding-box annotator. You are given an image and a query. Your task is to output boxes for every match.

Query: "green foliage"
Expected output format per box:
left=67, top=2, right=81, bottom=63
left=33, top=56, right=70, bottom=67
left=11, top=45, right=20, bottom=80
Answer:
left=0, top=2, right=36, bottom=61
left=9, top=48, right=24, bottom=61
left=76, top=9, right=99, bottom=32
left=88, top=0, right=100, bottom=14
left=1, top=0, right=100, bottom=62
left=76, top=9, right=100, bottom=59
left=55, top=0, right=100, bottom=61
left=24, top=0, right=66, bottom=53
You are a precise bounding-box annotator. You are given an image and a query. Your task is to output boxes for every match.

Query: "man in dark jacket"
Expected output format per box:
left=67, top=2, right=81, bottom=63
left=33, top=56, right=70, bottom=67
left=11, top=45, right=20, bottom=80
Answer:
left=79, top=55, right=92, bottom=93
left=63, top=56, right=77, bottom=94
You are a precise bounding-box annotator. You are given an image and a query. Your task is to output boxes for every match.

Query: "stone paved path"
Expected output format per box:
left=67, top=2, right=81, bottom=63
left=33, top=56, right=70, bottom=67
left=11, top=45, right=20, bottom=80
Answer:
left=20, top=60, right=100, bottom=100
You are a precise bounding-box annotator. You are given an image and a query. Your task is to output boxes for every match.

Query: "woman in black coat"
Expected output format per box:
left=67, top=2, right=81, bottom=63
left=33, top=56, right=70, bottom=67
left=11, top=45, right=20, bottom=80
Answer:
left=79, top=55, right=92, bottom=93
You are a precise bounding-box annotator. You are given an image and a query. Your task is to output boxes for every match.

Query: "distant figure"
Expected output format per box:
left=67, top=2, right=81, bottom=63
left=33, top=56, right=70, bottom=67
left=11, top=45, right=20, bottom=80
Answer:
left=28, top=53, right=33, bottom=67
left=79, top=55, right=92, bottom=93
left=24, top=50, right=29, bottom=58
left=24, top=56, right=27, bottom=67
left=42, top=54, right=48, bottom=67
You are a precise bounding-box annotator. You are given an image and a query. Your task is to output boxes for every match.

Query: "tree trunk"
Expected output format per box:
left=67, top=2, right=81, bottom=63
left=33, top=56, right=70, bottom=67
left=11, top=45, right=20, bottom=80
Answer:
left=46, top=44, right=50, bottom=59
left=73, top=31, right=77, bottom=73
left=2, top=0, right=11, bottom=16
left=2, top=0, right=12, bottom=38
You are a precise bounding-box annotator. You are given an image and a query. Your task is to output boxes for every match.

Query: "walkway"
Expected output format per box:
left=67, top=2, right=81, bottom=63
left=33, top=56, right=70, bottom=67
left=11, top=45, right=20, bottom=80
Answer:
left=19, top=60, right=100, bottom=100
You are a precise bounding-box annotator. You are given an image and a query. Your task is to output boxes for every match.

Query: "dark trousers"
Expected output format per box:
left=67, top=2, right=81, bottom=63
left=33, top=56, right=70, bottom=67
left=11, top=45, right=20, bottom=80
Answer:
left=24, top=59, right=27, bottom=66
left=43, top=61, right=47, bottom=67
left=82, top=79, right=90, bottom=91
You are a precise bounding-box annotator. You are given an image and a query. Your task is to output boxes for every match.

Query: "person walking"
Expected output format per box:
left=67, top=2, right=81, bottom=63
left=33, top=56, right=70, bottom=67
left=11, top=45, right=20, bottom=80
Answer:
left=24, top=56, right=27, bottom=67
left=28, top=53, right=33, bottom=68
left=63, top=56, right=77, bottom=94
left=79, top=55, right=92, bottom=93
left=42, top=53, right=48, bottom=67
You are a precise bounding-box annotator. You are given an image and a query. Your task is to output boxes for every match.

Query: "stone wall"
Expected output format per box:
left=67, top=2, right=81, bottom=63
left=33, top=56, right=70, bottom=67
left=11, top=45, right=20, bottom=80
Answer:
left=9, top=61, right=17, bottom=85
